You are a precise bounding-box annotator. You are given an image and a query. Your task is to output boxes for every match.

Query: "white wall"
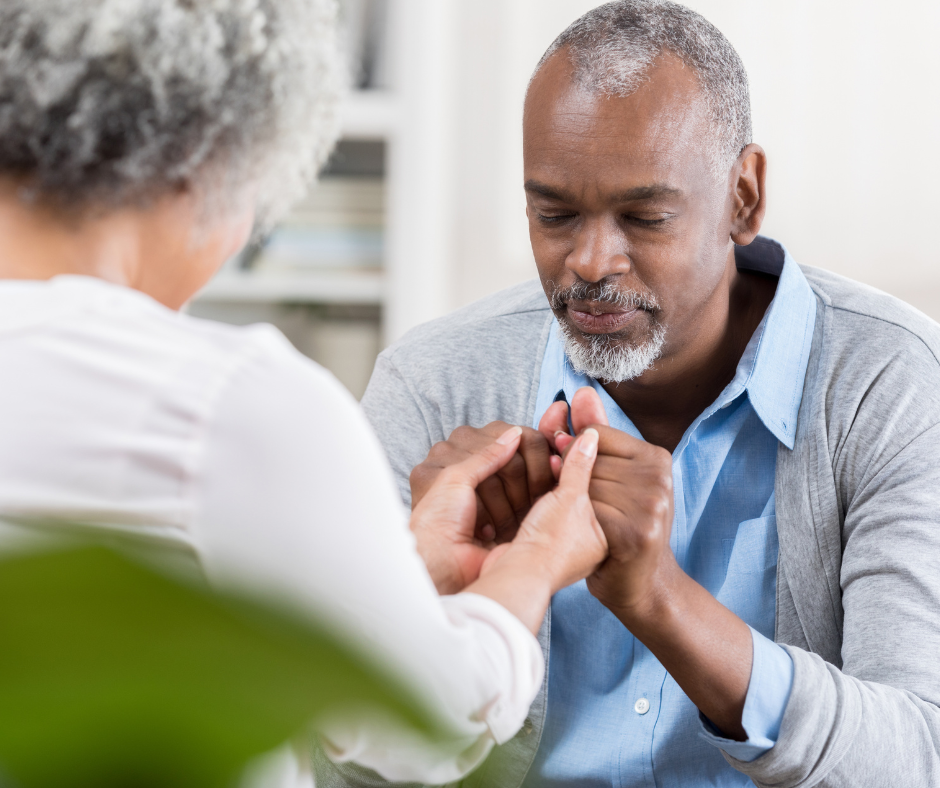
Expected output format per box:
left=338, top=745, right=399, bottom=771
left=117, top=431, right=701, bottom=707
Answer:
left=440, top=0, right=940, bottom=318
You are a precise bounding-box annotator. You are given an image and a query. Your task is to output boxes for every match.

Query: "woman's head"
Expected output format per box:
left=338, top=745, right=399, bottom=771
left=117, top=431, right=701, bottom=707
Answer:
left=0, top=0, right=342, bottom=228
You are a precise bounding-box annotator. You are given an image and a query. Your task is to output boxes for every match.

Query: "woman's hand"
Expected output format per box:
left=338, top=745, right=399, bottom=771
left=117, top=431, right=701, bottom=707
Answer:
left=464, top=429, right=608, bottom=633
left=409, top=426, right=525, bottom=595
left=495, top=428, right=609, bottom=593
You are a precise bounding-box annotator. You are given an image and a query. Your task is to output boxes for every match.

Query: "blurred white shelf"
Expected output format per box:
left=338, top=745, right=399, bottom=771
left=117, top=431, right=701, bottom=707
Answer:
left=340, top=91, right=399, bottom=140
left=194, top=269, right=385, bottom=305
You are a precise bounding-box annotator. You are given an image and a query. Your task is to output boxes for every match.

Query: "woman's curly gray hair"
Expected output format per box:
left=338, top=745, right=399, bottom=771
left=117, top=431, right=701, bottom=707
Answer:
left=0, top=0, right=342, bottom=225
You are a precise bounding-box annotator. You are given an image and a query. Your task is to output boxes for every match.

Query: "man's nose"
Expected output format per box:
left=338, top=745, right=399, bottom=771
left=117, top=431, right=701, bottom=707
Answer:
left=564, top=216, right=631, bottom=283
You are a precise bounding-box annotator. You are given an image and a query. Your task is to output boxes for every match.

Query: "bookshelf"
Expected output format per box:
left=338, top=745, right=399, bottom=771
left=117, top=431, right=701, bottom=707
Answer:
left=195, top=269, right=384, bottom=305
left=191, top=0, right=455, bottom=398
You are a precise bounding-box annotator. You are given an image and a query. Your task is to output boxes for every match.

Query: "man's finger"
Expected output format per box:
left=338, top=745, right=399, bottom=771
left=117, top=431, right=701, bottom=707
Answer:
left=441, top=426, right=523, bottom=489
left=478, top=475, right=522, bottom=538
left=538, top=400, right=570, bottom=450
left=570, top=386, right=609, bottom=434
left=557, top=428, right=599, bottom=494
left=518, top=428, right=555, bottom=502
left=495, top=452, right=533, bottom=515
left=595, top=425, right=664, bottom=461
left=559, top=423, right=642, bottom=463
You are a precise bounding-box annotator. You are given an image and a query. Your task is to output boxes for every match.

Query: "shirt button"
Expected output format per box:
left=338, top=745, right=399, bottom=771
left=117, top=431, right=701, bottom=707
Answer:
left=634, top=698, right=650, bottom=715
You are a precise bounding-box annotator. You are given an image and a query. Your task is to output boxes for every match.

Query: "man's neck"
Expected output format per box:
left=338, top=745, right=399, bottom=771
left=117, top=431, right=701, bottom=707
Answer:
left=602, top=267, right=778, bottom=453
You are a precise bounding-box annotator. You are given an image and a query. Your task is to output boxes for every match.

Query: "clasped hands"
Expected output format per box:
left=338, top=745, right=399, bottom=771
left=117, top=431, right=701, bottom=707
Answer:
left=410, top=386, right=753, bottom=740
left=409, top=387, right=680, bottom=622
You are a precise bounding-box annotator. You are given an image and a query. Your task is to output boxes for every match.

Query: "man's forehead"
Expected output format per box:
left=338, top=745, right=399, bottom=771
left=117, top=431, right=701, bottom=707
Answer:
left=523, top=49, right=712, bottom=179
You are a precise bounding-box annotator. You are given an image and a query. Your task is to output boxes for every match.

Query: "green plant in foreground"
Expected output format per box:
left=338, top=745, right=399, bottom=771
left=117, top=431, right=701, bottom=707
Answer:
left=0, top=545, right=438, bottom=788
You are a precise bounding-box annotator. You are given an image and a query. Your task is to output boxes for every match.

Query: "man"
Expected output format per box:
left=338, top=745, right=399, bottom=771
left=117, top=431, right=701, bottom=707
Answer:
left=315, top=2, right=940, bottom=786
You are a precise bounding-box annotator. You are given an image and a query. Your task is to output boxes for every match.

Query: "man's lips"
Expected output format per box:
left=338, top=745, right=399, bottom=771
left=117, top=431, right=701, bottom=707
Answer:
left=565, top=302, right=642, bottom=334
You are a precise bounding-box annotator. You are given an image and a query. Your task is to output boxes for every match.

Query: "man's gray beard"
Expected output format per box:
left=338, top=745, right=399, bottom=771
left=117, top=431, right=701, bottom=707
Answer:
left=557, top=317, right=666, bottom=383
left=549, top=279, right=666, bottom=383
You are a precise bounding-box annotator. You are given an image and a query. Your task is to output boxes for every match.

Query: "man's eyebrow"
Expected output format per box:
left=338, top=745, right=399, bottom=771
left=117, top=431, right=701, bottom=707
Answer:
left=524, top=180, right=682, bottom=203
left=523, top=180, right=576, bottom=202
left=610, top=184, right=683, bottom=202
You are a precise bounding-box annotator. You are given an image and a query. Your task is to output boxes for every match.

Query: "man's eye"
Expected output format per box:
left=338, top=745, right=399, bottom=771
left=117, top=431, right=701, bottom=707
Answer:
left=536, top=212, right=575, bottom=224
left=626, top=215, right=669, bottom=227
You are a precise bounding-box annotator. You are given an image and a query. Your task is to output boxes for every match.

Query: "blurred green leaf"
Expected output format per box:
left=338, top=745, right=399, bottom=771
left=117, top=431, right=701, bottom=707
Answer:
left=0, top=545, right=437, bottom=788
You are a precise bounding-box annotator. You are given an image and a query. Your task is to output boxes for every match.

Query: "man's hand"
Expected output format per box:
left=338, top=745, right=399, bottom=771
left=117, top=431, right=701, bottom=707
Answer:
left=409, top=426, right=526, bottom=595
left=584, top=426, right=677, bottom=614
left=541, top=387, right=677, bottom=615
left=410, top=422, right=556, bottom=543
left=545, top=387, right=752, bottom=740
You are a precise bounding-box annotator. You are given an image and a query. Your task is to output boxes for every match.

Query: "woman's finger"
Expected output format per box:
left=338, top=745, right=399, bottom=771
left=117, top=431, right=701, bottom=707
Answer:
left=549, top=454, right=562, bottom=481
left=556, top=428, right=599, bottom=493
left=555, top=431, right=575, bottom=455
left=440, top=426, right=523, bottom=489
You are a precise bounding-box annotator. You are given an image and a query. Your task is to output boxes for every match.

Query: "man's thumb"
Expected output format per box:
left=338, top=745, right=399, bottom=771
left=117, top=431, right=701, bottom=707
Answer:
left=571, top=387, right=608, bottom=434
left=558, top=428, right=599, bottom=492
left=447, top=426, right=522, bottom=488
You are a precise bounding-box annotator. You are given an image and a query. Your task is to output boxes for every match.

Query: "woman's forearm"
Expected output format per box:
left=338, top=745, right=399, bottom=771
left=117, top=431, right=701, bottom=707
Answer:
left=463, top=546, right=553, bottom=635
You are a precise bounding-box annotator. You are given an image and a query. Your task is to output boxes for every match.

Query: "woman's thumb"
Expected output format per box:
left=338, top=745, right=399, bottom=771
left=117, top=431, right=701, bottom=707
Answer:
left=557, top=428, right=599, bottom=492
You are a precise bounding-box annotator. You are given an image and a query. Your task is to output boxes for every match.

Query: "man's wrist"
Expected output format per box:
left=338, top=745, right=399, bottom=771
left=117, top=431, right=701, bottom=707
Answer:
left=601, top=554, right=686, bottom=631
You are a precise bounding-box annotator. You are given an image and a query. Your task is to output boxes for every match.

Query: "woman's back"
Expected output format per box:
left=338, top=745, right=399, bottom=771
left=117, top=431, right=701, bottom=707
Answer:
left=0, top=274, right=280, bottom=540
left=0, top=273, right=552, bottom=783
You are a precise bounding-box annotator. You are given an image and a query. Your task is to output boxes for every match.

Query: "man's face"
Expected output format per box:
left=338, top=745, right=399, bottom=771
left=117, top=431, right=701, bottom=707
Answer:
left=523, top=50, right=737, bottom=383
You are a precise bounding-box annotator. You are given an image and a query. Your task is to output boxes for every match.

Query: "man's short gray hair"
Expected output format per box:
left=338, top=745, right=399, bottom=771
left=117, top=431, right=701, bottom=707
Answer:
left=0, top=0, right=343, bottom=225
left=533, top=0, right=752, bottom=176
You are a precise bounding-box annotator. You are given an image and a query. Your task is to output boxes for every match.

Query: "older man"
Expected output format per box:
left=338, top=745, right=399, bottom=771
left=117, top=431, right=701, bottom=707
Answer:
left=315, top=2, right=940, bottom=786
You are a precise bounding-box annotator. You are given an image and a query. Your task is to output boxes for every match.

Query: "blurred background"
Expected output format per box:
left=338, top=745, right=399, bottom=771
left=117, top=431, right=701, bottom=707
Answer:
left=189, top=0, right=940, bottom=399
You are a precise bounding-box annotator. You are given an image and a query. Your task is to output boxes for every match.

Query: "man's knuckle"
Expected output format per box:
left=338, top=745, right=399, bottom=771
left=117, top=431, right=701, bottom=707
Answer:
left=642, top=444, right=666, bottom=463
left=520, top=427, right=547, bottom=448
left=632, top=526, right=655, bottom=551
left=410, top=463, right=433, bottom=483
left=483, top=421, right=510, bottom=436
left=641, top=494, right=666, bottom=515
left=451, top=425, right=475, bottom=442
left=499, top=457, right=527, bottom=481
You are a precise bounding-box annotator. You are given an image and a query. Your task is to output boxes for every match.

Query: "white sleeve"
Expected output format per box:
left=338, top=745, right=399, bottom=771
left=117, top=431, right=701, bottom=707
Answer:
left=190, top=328, right=543, bottom=783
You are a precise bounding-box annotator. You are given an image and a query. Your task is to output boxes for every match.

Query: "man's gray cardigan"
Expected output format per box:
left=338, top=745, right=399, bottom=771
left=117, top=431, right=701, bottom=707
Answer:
left=315, top=248, right=940, bottom=787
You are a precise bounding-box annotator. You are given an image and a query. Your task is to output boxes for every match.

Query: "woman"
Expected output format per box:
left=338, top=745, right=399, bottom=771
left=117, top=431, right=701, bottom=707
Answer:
left=0, top=0, right=607, bottom=783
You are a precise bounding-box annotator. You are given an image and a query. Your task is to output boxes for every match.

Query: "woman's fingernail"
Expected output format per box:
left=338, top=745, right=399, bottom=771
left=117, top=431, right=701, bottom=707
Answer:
left=496, top=425, right=523, bottom=445
left=554, top=430, right=568, bottom=439
left=579, top=428, right=599, bottom=457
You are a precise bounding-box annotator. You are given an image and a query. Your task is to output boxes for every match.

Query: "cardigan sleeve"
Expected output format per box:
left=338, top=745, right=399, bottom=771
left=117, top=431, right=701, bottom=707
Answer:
left=724, top=422, right=940, bottom=787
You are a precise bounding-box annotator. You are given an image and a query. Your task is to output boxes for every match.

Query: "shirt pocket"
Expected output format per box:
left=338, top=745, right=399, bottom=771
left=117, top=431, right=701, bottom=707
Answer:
left=723, top=515, right=778, bottom=575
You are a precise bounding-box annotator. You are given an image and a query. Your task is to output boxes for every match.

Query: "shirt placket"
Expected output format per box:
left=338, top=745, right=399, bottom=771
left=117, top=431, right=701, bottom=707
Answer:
left=621, top=639, right=668, bottom=787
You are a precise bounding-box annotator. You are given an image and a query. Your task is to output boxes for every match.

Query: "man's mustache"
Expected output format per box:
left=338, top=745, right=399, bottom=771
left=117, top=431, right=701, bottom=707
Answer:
left=548, top=279, right=660, bottom=313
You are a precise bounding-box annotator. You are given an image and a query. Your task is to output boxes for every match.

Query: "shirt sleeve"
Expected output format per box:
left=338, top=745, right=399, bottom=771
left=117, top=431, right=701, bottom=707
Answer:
left=698, top=626, right=794, bottom=762
left=189, top=327, right=544, bottom=784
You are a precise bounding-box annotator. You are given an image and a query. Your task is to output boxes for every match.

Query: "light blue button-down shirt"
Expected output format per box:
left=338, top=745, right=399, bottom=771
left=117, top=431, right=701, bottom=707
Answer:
left=522, top=247, right=817, bottom=787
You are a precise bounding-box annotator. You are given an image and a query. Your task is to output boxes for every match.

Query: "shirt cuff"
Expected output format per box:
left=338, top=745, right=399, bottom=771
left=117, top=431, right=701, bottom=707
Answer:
left=698, top=626, right=794, bottom=762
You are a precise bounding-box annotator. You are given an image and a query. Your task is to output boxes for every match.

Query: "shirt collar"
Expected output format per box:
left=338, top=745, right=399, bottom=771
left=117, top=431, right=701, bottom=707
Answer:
left=532, top=237, right=817, bottom=450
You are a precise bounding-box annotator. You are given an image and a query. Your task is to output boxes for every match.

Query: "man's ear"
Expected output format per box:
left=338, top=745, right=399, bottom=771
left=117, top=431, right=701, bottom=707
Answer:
left=729, top=143, right=767, bottom=246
